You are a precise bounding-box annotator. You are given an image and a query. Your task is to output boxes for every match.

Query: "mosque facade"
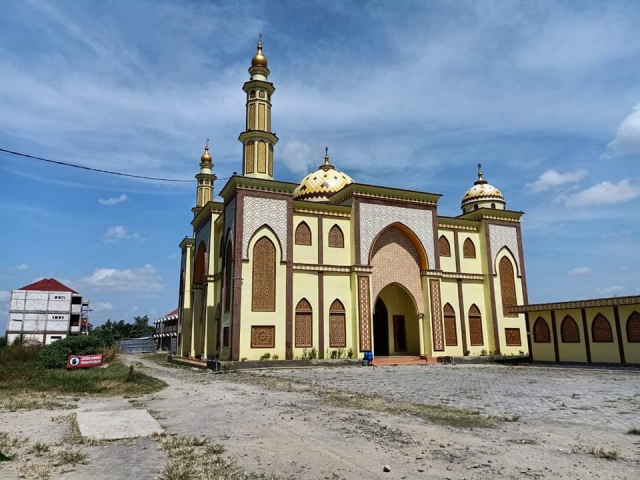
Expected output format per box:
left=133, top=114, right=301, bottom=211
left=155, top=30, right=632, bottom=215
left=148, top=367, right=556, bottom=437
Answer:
left=175, top=41, right=529, bottom=362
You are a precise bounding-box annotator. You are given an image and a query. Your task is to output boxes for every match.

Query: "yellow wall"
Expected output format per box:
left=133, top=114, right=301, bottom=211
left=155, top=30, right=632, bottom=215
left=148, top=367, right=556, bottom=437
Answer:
left=458, top=231, right=483, bottom=275
left=460, top=281, right=489, bottom=356
left=323, top=272, right=353, bottom=358
left=239, top=227, right=288, bottom=360
left=618, top=306, right=640, bottom=364
left=437, top=230, right=456, bottom=273
left=586, top=307, right=620, bottom=364
left=439, top=279, right=464, bottom=357
left=493, top=249, right=527, bottom=355
left=322, top=218, right=351, bottom=266
left=378, top=284, right=420, bottom=356
left=554, top=308, right=587, bottom=363
left=292, top=271, right=319, bottom=357
left=293, top=215, right=318, bottom=264
left=529, top=313, right=556, bottom=362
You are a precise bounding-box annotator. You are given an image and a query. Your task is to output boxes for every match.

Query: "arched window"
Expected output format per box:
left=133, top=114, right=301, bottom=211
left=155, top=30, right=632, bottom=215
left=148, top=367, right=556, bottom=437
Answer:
left=560, top=316, right=580, bottom=343
left=295, top=299, right=313, bottom=348
left=295, top=222, right=312, bottom=246
left=627, top=311, right=640, bottom=342
left=533, top=317, right=551, bottom=343
left=443, top=303, right=457, bottom=346
left=468, top=304, right=483, bottom=346
left=463, top=238, right=476, bottom=259
left=499, top=256, right=518, bottom=317
left=249, top=90, right=256, bottom=99
left=224, top=242, right=233, bottom=313
left=474, top=204, right=479, bottom=210
left=252, top=237, right=276, bottom=312
left=438, top=235, right=451, bottom=257
left=329, top=299, right=346, bottom=347
left=328, top=225, right=344, bottom=248
left=592, top=313, right=613, bottom=342
left=491, top=203, right=496, bottom=209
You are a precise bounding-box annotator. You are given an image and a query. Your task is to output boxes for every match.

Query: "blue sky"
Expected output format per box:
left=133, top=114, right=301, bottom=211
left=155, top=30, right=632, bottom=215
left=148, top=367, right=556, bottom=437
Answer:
left=1, top=0, right=640, bottom=330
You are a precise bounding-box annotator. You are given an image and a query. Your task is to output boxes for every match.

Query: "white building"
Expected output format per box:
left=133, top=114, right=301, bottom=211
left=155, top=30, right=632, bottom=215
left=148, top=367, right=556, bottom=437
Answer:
left=5, top=278, right=91, bottom=345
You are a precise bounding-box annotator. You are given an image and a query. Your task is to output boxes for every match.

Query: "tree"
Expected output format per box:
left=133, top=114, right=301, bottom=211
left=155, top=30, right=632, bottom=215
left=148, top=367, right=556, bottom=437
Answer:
left=92, top=315, right=155, bottom=342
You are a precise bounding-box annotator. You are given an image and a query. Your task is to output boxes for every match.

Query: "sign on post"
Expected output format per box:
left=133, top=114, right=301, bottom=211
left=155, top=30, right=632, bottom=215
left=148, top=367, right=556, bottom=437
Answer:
left=67, top=354, right=104, bottom=369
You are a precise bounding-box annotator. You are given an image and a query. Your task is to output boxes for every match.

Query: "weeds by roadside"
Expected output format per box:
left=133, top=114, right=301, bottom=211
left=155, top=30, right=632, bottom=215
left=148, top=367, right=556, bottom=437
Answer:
left=627, top=428, right=640, bottom=436
left=589, top=447, right=619, bottom=461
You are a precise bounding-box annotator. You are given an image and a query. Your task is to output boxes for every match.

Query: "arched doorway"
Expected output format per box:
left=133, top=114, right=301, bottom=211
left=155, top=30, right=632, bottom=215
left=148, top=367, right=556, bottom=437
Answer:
left=373, top=283, right=419, bottom=356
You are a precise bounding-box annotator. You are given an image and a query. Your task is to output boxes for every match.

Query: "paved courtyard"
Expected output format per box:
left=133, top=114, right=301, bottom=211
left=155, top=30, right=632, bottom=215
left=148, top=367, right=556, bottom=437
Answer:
left=262, top=364, right=640, bottom=432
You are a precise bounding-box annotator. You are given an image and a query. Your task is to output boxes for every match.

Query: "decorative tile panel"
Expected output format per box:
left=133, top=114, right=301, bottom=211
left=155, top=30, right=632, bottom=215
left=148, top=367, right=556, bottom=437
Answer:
left=242, top=196, right=288, bottom=261
left=295, top=312, right=313, bottom=347
left=358, top=276, right=372, bottom=351
left=628, top=312, right=640, bottom=342
left=499, top=256, right=518, bottom=317
left=429, top=279, right=444, bottom=351
left=251, top=326, right=275, bottom=348
left=489, top=224, right=521, bottom=275
left=533, top=317, right=551, bottom=343
left=560, top=316, right=580, bottom=343
left=295, top=222, right=312, bottom=245
left=359, top=203, right=434, bottom=268
left=469, top=305, right=484, bottom=346
left=592, top=314, right=613, bottom=342
left=251, top=237, right=276, bottom=312
left=438, top=235, right=451, bottom=257
left=505, top=328, right=522, bottom=346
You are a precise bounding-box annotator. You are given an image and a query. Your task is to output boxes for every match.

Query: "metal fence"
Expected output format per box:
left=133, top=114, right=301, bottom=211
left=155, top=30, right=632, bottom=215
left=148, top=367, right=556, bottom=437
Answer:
left=118, top=337, right=156, bottom=354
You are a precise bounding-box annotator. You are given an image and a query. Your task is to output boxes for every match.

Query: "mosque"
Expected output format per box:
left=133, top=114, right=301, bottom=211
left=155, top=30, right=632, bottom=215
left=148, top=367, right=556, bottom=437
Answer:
left=175, top=40, right=530, bottom=362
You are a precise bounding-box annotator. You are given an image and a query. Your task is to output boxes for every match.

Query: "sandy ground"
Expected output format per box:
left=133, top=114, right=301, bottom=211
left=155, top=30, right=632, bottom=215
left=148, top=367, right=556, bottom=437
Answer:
left=1, top=357, right=639, bottom=479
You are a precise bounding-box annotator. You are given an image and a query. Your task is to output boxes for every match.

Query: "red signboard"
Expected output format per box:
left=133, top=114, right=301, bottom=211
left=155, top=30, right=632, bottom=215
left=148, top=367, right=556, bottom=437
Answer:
left=67, top=354, right=103, bottom=369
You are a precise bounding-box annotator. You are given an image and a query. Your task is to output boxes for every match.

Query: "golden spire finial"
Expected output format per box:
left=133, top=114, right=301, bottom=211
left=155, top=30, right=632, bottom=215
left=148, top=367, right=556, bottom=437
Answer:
left=320, top=146, right=334, bottom=171
left=251, top=32, right=268, bottom=68
left=201, top=139, right=212, bottom=164
left=474, top=162, right=487, bottom=185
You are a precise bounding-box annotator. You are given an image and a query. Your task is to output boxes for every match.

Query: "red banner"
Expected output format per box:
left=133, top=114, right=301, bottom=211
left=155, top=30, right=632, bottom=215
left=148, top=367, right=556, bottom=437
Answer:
left=67, top=354, right=103, bottom=369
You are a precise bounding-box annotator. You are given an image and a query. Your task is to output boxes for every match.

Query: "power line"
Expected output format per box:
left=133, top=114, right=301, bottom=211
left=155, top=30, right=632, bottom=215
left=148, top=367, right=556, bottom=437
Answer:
left=0, top=147, right=201, bottom=183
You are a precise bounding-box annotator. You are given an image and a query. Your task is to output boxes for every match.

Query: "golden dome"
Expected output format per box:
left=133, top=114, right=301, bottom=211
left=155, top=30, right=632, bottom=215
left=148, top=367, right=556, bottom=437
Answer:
left=293, top=148, right=354, bottom=202
left=200, top=144, right=212, bottom=164
left=461, top=164, right=505, bottom=207
left=251, top=39, right=268, bottom=68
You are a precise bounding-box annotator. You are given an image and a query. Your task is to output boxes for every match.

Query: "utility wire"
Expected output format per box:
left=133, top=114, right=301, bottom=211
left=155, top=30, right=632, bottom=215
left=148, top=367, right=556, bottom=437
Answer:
left=0, top=147, right=211, bottom=183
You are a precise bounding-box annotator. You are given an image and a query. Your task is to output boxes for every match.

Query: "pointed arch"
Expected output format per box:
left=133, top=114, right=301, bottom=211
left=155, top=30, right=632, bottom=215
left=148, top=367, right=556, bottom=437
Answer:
left=533, top=317, right=551, bottom=343
left=627, top=311, right=640, bottom=342
left=439, top=235, right=451, bottom=257
left=329, top=299, right=346, bottom=347
left=295, top=298, right=313, bottom=348
left=328, top=224, right=344, bottom=248
left=592, top=313, right=613, bottom=342
left=245, top=224, right=285, bottom=262
left=194, top=241, right=207, bottom=284
left=251, top=237, right=276, bottom=312
left=369, top=222, right=428, bottom=270
left=499, top=255, right=518, bottom=317
left=295, top=221, right=312, bottom=246
left=224, top=241, right=233, bottom=313
left=443, top=303, right=457, bottom=346
left=463, top=238, right=476, bottom=258
left=560, top=315, right=580, bottom=343
left=468, top=304, right=483, bottom=346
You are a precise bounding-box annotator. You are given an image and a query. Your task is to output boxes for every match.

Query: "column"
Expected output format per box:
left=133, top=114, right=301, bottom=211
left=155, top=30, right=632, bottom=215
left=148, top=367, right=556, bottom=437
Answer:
left=418, top=313, right=426, bottom=358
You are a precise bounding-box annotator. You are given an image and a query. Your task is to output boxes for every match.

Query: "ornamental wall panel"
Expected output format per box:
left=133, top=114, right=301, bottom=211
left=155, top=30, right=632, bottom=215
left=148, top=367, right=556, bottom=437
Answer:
left=439, top=236, right=451, bottom=257
left=505, top=328, right=522, bottom=346
left=592, top=313, right=613, bottom=342
left=429, top=279, right=444, bottom=351
left=251, top=326, right=275, bottom=348
left=533, top=317, right=551, bottom=343
left=359, top=203, right=434, bottom=268
left=242, top=196, right=288, bottom=261
left=489, top=224, right=521, bottom=275
left=499, top=256, right=518, bottom=317
left=370, top=226, right=424, bottom=314
left=628, top=311, right=640, bottom=342
left=358, top=276, right=372, bottom=351
left=560, top=316, right=580, bottom=343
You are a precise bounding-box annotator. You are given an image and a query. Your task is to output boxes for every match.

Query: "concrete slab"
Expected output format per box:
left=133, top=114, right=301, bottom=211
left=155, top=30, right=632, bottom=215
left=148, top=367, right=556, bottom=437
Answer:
left=76, top=409, right=163, bottom=440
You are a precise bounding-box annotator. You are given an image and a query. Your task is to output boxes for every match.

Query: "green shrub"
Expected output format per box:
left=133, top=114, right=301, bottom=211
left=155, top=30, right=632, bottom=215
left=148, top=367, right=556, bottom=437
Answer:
left=0, top=344, right=41, bottom=366
left=0, top=335, right=7, bottom=350
left=39, top=335, right=104, bottom=369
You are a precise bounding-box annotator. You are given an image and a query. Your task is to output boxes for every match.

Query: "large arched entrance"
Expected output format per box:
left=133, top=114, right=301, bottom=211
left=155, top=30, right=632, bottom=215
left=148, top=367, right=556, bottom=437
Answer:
left=373, top=283, right=420, bottom=356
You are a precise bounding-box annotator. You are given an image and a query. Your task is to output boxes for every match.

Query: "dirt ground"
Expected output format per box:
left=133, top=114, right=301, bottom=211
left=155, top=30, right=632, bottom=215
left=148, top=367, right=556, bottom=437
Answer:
left=1, top=357, right=639, bottom=479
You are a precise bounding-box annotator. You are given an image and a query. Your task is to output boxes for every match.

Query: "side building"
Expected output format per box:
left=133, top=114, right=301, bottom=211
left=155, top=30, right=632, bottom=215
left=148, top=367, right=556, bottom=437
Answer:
left=154, top=308, right=178, bottom=352
left=5, top=278, right=91, bottom=345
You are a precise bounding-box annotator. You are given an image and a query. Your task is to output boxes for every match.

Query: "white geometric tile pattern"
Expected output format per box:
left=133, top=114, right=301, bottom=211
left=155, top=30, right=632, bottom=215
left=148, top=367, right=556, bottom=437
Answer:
left=359, top=203, right=434, bottom=268
left=489, top=224, right=521, bottom=275
left=223, top=197, right=236, bottom=240
left=242, top=196, right=288, bottom=261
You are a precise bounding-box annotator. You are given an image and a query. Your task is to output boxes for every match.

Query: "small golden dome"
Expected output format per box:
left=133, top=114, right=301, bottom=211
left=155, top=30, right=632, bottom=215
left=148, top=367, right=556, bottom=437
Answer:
left=461, top=164, right=505, bottom=207
left=251, top=39, right=268, bottom=68
left=293, top=148, right=354, bottom=202
left=201, top=144, right=212, bottom=164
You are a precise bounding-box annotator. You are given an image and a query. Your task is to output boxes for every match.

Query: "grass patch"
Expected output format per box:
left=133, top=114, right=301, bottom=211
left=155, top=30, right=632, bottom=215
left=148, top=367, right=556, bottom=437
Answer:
left=26, top=442, right=51, bottom=457
left=146, top=353, right=187, bottom=369
left=16, top=463, right=53, bottom=479
left=157, top=434, right=278, bottom=480
left=0, top=360, right=166, bottom=409
left=0, top=431, right=29, bottom=460
left=50, top=448, right=89, bottom=467
left=627, top=428, right=640, bottom=436
left=228, top=373, right=497, bottom=429
left=589, top=447, right=619, bottom=461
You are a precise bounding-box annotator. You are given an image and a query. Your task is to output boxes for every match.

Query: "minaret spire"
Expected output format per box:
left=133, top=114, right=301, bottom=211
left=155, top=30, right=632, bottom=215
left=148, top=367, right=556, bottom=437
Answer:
left=238, top=37, right=278, bottom=179
left=193, top=140, right=217, bottom=216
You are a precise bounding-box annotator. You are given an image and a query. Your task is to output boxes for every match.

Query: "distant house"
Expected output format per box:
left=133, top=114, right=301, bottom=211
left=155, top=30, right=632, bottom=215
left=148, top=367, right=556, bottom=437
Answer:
left=154, top=308, right=178, bottom=352
left=5, top=278, right=91, bottom=345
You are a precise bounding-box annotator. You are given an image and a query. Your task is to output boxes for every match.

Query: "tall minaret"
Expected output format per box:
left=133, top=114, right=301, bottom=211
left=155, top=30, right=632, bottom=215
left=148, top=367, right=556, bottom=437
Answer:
left=193, top=141, right=217, bottom=216
left=238, top=35, right=278, bottom=179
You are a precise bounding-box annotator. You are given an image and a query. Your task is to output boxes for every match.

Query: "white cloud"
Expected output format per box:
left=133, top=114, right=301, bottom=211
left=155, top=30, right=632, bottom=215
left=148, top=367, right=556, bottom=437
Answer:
left=0, top=291, right=10, bottom=301
left=568, top=267, right=591, bottom=276
left=526, top=169, right=587, bottom=192
left=604, top=103, right=640, bottom=157
left=597, top=285, right=626, bottom=295
left=13, top=263, right=29, bottom=271
left=561, top=179, right=640, bottom=207
left=93, top=301, right=113, bottom=311
left=78, top=264, right=164, bottom=294
left=281, top=140, right=318, bottom=176
left=98, top=193, right=128, bottom=205
left=103, top=225, right=142, bottom=244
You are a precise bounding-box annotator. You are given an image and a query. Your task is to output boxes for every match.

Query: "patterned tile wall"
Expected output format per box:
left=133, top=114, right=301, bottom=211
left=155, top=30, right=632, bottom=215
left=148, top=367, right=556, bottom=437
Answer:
left=242, top=196, right=288, bottom=261
left=489, top=224, right=521, bottom=275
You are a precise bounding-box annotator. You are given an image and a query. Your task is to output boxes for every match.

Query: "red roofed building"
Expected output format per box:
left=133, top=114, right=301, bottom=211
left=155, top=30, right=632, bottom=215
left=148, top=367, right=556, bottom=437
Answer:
left=6, top=278, right=91, bottom=345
